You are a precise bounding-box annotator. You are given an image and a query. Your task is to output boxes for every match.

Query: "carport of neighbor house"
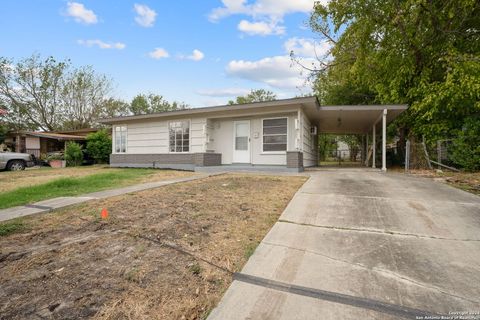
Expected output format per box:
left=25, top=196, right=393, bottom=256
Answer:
left=306, top=104, right=408, bottom=171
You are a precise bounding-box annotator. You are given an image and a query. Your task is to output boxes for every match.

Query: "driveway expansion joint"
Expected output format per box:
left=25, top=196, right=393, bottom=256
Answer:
left=261, top=241, right=479, bottom=305
left=232, top=272, right=439, bottom=319
left=298, top=192, right=480, bottom=205
left=278, top=219, right=480, bottom=242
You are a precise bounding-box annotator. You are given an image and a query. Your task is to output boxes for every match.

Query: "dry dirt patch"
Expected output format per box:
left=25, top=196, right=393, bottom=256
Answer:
left=0, top=173, right=307, bottom=320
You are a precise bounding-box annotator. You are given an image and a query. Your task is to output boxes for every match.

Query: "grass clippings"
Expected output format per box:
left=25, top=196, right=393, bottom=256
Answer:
left=0, top=173, right=307, bottom=320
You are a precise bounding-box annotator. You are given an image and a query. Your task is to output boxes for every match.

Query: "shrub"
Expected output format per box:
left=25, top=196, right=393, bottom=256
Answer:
left=45, top=152, right=64, bottom=161
left=0, top=125, right=7, bottom=144
left=86, top=130, right=112, bottom=164
left=450, top=117, right=480, bottom=171
left=65, top=142, right=83, bottom=166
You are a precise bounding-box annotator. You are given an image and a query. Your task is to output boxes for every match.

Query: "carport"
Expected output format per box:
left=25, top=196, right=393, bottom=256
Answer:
left=305, top=104, right=408, bottom=171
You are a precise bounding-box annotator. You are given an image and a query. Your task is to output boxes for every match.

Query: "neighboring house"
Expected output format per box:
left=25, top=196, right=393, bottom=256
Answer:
left=99, top=97, right=408, bottom=172
left=336, top=140, right=351, bottom=160
left=4, top=128, right=106, bottom=158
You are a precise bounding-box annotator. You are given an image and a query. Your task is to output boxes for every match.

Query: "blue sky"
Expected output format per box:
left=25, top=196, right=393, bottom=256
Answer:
left=0, top=0, right=330, bottom=107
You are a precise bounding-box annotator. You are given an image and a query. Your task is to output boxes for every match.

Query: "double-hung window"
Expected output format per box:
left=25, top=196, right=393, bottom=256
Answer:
left=262, top=118, right=287, bottom=152
left=169, top=120, right=190, bottom=152
left=115, top=126, right=127, bottom=153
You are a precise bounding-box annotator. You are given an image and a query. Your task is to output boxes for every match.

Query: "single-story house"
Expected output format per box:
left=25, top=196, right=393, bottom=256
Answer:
left=5, top=128, right=106, bottom=158
left=99, top=97, right=408, bottom=172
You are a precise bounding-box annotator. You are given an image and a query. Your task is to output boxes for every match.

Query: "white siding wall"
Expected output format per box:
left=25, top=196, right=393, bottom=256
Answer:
left=209, top=119, right=233, bottom=164
left=205, top=119, right=215, bottom=152
left=126, top=121, right=168, bottom=154
left=298, top=109, right=318, bottom=167
left=112, top=117, right=207, bottom=154
left=190, top=118, right=208, bottom=153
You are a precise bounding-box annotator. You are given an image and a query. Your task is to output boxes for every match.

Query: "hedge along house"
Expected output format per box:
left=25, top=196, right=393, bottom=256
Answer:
left=98, top=97, right=408, bottom=172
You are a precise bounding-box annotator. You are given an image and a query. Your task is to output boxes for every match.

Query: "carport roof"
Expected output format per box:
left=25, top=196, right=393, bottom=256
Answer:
left=304, top=104, right=408, bottom=134
left=26, top=132, right=86, bottom=140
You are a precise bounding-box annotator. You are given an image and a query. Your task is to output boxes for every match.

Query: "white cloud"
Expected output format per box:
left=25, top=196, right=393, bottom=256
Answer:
left=188, top=49, right=205, bottom=61
left=209, top=0, right=247, bottom=21
left=149, top=48, right=169, bottom=59
left=284, top=38, right=331, bottom=58
left=237, top=20, right=285, bottom=36
left=197, top=88, right=250, bottom=97
left=209, top=0, right=324, bottom=36
left=226, top=55, right=317, bottom=89
left=134, top=4, right=157, bottom=27
left=209, top=0, right=320, bottom=21
left=77, top=39, right=126, bottom=50
left=201, top=98, right=229, bottom=107
left=178, top=49, right=205, bottom=61
left=208, top=0, right=322, bottom=36
left=65, top=2, right=98, bottom=24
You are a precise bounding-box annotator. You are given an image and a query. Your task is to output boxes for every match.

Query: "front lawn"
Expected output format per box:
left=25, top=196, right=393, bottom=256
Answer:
left=0, top=165, right=112, bottom=193
left=0, top=168, right=195, bottom=209
left=0, top=174, right=307, bottom=319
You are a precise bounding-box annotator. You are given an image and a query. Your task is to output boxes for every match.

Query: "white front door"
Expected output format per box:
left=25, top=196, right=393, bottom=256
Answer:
left=233, top=120, right=250, bottom=163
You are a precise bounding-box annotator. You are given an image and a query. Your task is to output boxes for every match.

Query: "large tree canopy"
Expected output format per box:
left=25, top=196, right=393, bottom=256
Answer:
left=0, top=55, right=68, bottom=131
left=0, top=55, right=123, bottom=131
left=310, top=0, right=480, bottom=140
left=129, top=93, right=188, bottom=115
left=228, top=89, right=277, bottom=105
left=61, top=66, right=114, bottom=130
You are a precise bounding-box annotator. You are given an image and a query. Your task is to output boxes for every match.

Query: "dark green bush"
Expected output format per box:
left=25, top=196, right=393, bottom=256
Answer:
left=0, top=125, right=7, bottom=144
left=86, top=130, right=112, bottom=164
left=65, top=142, right=83, bottom=166
left=451, top=117, right=480, bottom=171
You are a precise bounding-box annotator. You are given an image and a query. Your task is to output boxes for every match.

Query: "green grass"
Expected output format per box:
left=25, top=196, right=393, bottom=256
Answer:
left=244, top=241, right=259, bottom=259
left=189, top=263, right=202, bottom=276
left=0, top=169, right=155, bottom=209
left=0, top=219, right=26, bottom=236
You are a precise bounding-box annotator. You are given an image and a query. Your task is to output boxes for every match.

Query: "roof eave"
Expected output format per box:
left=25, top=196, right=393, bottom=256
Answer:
left=98, top=96, right=318, bottom=124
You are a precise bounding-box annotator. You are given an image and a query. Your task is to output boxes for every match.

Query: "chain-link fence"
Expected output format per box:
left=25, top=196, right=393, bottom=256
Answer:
left=431, top=139, right=457, bottom=168
left=404, top=137, right=479, bottom=172
left=318, top=134, right=365, bottom=166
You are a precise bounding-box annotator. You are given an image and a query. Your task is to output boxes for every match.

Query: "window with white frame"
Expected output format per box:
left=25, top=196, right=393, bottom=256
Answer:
left=115, top=126, right=127, bottom=153
left=169, top=120, right=190, bottom=152
left=263, top=118, right=287, bottom=152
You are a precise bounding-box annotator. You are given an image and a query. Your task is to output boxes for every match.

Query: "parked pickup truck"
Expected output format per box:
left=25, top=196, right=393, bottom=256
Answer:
left=0, top=151, right=36, bottom=171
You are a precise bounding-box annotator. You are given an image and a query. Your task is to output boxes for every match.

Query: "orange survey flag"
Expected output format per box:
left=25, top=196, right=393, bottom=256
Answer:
left=101, top=208, right=109, bottom=219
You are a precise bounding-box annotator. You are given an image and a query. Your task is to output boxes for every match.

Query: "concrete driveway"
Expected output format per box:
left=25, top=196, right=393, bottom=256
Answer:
left=208, top=169, right=480, bottom=319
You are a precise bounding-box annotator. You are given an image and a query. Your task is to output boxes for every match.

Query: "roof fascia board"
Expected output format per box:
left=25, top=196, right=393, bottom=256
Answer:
left=319, top=105, right=407, bottom=111
left=99, top=97, right=317, bottom=124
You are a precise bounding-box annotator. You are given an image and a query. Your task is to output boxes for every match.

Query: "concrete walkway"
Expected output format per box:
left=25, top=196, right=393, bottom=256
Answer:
left=208, top=169, right=480, bottom=319
left=0, top=175, right=210, bottom=222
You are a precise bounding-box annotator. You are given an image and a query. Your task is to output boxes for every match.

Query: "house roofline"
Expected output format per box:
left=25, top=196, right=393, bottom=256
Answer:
left=98, top=96, right=319, bottom=124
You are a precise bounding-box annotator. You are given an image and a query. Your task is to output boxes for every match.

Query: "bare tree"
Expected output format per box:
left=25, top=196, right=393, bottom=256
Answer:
left=0, top=55, right=68, bottom=130
left=61, top=66, right=113, bottom=129
left=0, top=54, right=124, bottom=130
